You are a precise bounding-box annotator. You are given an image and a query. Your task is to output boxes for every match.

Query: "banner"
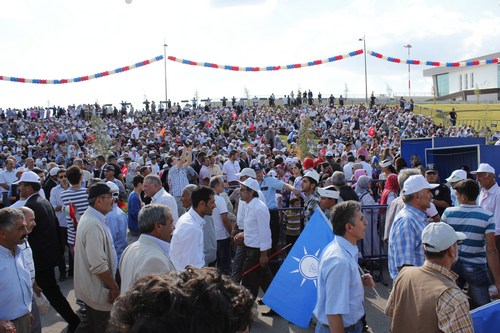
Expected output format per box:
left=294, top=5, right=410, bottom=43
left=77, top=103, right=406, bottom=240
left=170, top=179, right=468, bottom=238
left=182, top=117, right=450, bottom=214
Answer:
left=262, top=208, right=333, bottom=328
left=368, top=50, right=499, bottom=67
left=470, top=299, right=500, bottom=333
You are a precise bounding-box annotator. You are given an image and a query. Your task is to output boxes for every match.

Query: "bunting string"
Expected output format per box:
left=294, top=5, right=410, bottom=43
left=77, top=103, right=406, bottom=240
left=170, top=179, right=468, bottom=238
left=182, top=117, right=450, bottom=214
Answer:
left=0, top=55, right=164, bottom=84
left=367, top=50, right=500, bottom=67
left=167, top=49, right=364, bottom=71
left=2, top=49, right=499, bottom=85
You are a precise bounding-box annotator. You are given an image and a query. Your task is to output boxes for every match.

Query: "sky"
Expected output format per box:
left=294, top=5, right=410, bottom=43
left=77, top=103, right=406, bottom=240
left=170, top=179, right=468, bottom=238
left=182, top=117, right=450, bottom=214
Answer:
left=1, top=0, right=499, bottom=109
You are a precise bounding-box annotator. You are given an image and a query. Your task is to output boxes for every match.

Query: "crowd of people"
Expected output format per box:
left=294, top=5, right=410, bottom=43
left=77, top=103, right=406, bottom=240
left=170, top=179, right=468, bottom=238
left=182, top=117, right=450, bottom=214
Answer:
left=0, top=99, right=500, bottom=333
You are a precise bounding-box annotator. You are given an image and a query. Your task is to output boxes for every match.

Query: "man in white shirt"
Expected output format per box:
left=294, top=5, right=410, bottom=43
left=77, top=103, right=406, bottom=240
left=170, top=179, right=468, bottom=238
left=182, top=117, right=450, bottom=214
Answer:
left=209, top=176, right=231, bottom=275
left=143, top=174, right=179, bottom=224
left=234, top=178, right=273, bottom=302
left=119, top=204, right=175, bottom=294
left=472, top=163, right=500, bottom=254
left=170, top=186, right=215, bottom=270
left=222, top=150, right=240, bottom=186
left=0, top=158, right=17, bottom=206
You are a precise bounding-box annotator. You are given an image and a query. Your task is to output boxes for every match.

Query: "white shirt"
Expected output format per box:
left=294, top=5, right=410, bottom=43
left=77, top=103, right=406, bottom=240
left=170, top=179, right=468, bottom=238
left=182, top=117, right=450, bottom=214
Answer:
left=478, top=183, right=500, bottom=234
left=343, top=162, right=354, bottom=180
left=243, top=197, right=271, bottom=251
left=212, top=194, right=229, bottom=240
left=222, top=159, right=240, bottom=183
left=236, top=190, right=265, bottom=229
left=151, top=188, right=179, bottom=224
left=0, top=169, right=17, bottom=194
left=50, top=184, right=68, bottom=227
left=170, top=208, right=206, bottom=270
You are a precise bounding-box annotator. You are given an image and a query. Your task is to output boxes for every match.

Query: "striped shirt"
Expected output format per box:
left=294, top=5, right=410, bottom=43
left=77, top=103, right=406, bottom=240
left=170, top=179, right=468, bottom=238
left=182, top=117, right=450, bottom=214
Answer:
left=441, top=204, right=495, bottom=269
left=61, top=187, right=89, bottom=245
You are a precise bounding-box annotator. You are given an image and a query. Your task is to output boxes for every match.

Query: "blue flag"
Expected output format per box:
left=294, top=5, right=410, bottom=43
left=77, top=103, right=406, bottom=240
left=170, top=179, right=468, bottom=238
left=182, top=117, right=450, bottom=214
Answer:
left=470, top=299, right=500, bottom=333
left=262, top=208, right=334, bottom=328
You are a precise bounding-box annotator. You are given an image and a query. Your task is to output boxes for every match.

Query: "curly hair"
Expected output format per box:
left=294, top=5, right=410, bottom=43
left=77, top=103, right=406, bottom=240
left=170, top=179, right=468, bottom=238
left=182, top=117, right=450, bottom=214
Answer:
left=107, top=266, right=255, bottom=333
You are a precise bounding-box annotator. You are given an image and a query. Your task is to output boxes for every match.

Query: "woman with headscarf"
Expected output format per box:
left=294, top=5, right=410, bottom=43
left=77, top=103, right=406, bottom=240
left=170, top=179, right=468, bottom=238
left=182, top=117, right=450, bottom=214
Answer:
left=355, top=175, right=381, bottom=257
left=351, top=168, right=368, bottom=188
left=379, top=174, right=399, bottom=205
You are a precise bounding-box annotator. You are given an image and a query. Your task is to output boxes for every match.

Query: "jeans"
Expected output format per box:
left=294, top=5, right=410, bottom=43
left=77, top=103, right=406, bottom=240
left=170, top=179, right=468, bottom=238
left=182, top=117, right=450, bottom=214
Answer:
left=314, top=319, right=363, bottom=333
left=452, top=260, right=491, bottom=309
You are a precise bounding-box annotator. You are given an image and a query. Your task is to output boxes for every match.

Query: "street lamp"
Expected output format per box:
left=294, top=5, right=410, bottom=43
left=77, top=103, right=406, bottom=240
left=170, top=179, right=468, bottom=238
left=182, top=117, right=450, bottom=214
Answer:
left=404, top=44, right=412, bottom=98
left=163, top=41, right=168, bottom=109
left=359, top=34, right=368, bottom=105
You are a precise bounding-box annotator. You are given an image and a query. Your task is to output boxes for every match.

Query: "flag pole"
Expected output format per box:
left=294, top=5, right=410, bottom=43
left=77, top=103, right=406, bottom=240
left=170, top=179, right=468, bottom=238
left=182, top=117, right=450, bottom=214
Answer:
left=358, top=265, right=382, bottom=300
left=242, top=243, right=292, bottom=277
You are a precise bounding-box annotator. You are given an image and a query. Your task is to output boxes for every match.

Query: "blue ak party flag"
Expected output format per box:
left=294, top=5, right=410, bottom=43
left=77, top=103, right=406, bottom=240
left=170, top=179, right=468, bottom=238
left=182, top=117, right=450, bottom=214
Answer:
left=470, top=299, right=500, bottom=333
left=262, top=208, right=334, bottom=328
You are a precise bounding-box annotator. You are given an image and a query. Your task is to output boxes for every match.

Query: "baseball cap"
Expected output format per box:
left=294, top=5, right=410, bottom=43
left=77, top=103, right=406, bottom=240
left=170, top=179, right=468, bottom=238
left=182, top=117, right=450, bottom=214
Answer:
left=379, top=159, right=392, bottom=168
left=425, top=163, right=438, bottom=173
left=317, top=186, right=339, bottom=199
left=88, top=183, right=112, bottom=200
left=13, top=171, right=40, bottom=184
left=471, top=163, right=495, bottom=175
left=421, top=222, right=466, bottom=252
left=236, top=168, right=257, bottom=179
left=445, top=170, right=467, bottom=183
left=402, top=175, right=439, bottom=195
left=49, top=167, right=60, bottom=176
left=252, top=164, right=263, bottom=173
left=304, top=169, right=320, bottom=184
left=104, top=165, right=115, bottom=172
left=106, top=181, right=120, bottom=194
left=238, top=178, right=260, bottom=193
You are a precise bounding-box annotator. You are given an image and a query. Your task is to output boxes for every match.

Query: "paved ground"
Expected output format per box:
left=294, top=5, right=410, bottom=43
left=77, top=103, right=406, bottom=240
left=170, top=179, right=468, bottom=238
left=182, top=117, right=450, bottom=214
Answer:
left=41, top=271, right=392, bottom=333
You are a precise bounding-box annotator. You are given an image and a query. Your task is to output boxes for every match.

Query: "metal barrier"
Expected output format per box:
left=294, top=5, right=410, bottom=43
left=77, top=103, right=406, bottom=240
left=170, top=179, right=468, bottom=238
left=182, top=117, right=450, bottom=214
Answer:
left=272, top=204, right=389, bottom=284
left=358, top=204, right=388, bottom=285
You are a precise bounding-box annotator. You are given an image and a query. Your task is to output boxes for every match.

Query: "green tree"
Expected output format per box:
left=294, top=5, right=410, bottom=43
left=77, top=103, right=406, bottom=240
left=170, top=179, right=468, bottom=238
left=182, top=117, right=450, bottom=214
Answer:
left=89, top=114, right=111, bottom=157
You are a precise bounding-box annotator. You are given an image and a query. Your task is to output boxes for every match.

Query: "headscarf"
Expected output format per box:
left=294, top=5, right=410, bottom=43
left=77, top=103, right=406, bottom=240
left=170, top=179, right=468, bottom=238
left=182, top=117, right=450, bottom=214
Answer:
left=380, top=173, right=399, bottom=205
left=355, top=175, right=371, bottom=197
left=351, top=168, right=368, bottom=188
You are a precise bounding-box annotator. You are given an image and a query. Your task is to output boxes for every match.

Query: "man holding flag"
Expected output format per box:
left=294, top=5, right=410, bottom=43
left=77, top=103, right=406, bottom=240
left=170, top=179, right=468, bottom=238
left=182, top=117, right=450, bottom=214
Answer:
left=314, top=201, right=375, bottom=333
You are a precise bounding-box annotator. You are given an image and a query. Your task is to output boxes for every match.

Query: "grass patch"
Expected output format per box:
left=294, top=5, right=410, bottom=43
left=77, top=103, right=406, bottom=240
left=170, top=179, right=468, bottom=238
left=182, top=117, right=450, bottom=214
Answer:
left=414, top=104, right=500, bottom=128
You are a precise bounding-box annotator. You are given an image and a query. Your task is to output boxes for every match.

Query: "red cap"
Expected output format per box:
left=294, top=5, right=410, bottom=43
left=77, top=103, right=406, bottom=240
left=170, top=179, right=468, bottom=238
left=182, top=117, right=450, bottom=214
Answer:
left=303, top=157, right=314, bottom=170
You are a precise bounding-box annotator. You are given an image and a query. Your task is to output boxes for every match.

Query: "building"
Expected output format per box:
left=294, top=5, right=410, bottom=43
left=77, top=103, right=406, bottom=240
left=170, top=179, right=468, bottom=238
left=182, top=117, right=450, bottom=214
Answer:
left=423, top=52, right=500, bottom=102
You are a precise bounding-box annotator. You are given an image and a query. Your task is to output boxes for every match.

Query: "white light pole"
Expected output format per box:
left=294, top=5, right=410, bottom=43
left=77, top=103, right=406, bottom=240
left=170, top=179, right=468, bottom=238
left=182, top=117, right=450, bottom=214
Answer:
left=163, top=41, right=168, bottom=108
left=359, top=34, right=368, bottom=105
left=404, top=44, right=412, bottom=98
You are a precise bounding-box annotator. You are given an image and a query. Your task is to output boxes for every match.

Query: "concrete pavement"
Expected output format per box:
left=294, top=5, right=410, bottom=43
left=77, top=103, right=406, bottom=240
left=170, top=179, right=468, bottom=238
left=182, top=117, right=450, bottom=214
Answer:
left=41, top=272, right=391, bottom=333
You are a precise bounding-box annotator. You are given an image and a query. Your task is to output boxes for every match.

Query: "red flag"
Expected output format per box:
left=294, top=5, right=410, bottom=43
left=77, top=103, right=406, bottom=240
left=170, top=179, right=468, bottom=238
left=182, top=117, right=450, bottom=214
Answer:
left=68, top=202, right=79, bottom=230
left=249, top=123, right=255, bottom=131
left=368, top=125, right=375, bottom=137
left=38, top=133, right=46, bottom=143
left=157, top=127, right=166, bottom=137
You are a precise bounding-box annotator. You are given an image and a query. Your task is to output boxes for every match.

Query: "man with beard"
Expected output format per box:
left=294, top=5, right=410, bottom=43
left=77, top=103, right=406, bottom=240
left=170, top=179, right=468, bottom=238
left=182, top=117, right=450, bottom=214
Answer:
left=386, top=222, right=473, bottom=333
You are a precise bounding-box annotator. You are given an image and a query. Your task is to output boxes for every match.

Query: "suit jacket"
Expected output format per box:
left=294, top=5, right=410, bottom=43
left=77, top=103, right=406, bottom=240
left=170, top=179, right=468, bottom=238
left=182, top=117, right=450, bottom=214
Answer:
left=119, top=234, right=175, bottom=293
left=25, top=193, right=61, bottom=272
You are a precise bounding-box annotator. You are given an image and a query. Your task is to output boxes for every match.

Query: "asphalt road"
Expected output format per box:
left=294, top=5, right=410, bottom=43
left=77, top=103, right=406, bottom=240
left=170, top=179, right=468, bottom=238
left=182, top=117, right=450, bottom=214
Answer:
left=40, top=271, right=392, bottom=333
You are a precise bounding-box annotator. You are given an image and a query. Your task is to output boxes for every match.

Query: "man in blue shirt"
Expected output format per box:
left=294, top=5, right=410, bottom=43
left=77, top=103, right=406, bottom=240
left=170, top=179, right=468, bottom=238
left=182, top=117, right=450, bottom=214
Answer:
left=388, top=175, right=438, bottom=281
left=254, top=164, right=301, bottom=253
left=0, top=207, right=32, bottom=332
left=314, top=201, right=375, bottom=333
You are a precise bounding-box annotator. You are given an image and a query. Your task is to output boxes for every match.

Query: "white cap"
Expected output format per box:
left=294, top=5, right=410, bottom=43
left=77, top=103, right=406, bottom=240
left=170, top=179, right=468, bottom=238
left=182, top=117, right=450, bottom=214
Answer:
left=14, top=171, right=40, bottom=184
left=304, top=169, right=320, bottom=184
left=445, top=170, right=467, bottom=183
left=317, top=186, right=339, bottom=199
left=49, top=167, right=60, bottom=176
left=471, top=163, right=495, bottom=175
left=235, top=168, right=256, bottom=179
left=379, top=159, right=392, bottom=168
left=402, top=175, right=439, bottom=195
left=422, top=222, right=466, bottom=252
left=238, top=178, right=260, bottom=193
left=106, top=181, right=120, bottom=193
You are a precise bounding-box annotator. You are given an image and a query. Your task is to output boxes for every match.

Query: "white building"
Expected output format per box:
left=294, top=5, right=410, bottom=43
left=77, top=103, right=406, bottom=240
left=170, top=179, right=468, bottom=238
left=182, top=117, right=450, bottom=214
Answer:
left=423, top=52, right=500, bottom=101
